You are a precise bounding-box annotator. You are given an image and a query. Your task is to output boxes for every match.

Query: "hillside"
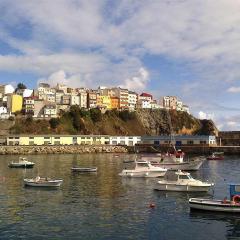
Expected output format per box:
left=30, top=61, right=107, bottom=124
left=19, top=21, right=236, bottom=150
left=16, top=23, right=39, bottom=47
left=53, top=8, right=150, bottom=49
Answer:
left=6, top=107, right=218, bottom=136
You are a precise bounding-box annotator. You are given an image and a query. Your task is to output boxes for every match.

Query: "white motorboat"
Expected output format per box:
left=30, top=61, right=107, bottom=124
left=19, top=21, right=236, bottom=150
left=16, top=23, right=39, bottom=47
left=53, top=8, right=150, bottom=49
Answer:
left=8, top=157, right=35, bottom=168
left=119, top=160, right=167, bottom=178
left=189, top=184, right=240, bottom=213
left=24, top=176, right=63, bottom=187
left=189, top=198, right=240, bottom=213
left=155, top=170, right=214, bottom=192
left=71, top=167, right=97, bottom=172
left=142, top=152, right=204, bottom=171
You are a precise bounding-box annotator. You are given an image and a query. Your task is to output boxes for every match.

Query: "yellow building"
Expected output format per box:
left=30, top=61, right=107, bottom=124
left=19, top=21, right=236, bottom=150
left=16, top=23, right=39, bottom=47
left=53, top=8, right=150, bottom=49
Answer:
left=7, top=94, right=23, bottom=113
left=97, top=95, right=111, bottom=109
left=7, top=135, right=110, bottom=146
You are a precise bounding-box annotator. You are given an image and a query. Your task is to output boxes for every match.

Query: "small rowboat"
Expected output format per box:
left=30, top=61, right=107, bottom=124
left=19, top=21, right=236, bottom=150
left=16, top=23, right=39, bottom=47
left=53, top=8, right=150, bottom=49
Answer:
left=24, top=176, right=63, bottom=187
left=189, top=184, right=240, bottom=213
left=189, top=198, right=240, bottom=213
left=71, top=167, right=97, bottom=172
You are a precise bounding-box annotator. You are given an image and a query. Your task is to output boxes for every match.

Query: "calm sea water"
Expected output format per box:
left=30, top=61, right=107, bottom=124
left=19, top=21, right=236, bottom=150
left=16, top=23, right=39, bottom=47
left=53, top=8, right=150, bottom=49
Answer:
left=0, top=153, right=240, bottom=240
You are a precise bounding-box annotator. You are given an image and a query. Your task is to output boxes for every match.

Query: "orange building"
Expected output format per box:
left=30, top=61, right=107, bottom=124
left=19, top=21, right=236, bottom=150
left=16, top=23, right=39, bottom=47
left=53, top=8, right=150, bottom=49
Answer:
left=110, top=97, right=119, bottom=109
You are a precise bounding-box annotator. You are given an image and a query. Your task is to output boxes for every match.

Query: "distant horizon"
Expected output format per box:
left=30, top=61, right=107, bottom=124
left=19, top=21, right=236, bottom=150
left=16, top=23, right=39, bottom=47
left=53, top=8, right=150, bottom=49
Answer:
left=0, top=1, right=239, bottom=131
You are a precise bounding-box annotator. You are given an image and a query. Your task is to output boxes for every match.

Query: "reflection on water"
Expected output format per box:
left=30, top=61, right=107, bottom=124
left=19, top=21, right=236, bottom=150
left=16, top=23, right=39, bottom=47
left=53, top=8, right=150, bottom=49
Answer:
left=0, top=154, right=240, bottom=239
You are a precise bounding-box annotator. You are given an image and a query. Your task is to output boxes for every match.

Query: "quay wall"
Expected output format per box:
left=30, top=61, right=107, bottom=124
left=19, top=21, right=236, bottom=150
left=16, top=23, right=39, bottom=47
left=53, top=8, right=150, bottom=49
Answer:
left=0, top=145, right=128, bottom=155
left=131, top=145, right=240, bottom=155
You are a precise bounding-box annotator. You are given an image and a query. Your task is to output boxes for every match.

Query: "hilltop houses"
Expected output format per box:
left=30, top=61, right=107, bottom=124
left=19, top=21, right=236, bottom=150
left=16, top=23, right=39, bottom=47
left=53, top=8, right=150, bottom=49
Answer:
left=0, top=83, right=190, bottom=119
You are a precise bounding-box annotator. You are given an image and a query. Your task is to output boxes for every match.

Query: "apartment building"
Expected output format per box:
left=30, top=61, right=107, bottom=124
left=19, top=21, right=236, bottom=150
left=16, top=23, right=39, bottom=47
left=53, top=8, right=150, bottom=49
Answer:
left=128, top=91, right=138, bottom=111
left=111, top=87, right=129, bottom=110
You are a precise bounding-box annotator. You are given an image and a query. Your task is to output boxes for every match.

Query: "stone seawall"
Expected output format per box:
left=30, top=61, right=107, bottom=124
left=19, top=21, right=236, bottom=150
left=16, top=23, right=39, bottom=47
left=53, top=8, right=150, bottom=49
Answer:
left=0, top=145, right=128, bottom=155
left=129, top=145, right=240, bottom=155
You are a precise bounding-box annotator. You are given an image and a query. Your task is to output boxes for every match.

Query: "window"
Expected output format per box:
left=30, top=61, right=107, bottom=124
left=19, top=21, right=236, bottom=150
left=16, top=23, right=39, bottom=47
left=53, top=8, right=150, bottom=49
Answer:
left=187, top=141, right=194, bottom=145
left=29, top=137, right=34, bottom=139
left=29, top=141, right=34, bottom=145
left=200, top=141, right=206, bottom=144
left=179, top=175, right=190, bottom=180
left=44, top=137, right=50, bottom=139
left=54, top=137, right=60, bottom=139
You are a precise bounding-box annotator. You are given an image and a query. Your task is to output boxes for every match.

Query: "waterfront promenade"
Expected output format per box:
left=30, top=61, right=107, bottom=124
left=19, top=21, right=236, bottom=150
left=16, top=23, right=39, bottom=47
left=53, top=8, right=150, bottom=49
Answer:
left=1, top=144, right=240, bottom=155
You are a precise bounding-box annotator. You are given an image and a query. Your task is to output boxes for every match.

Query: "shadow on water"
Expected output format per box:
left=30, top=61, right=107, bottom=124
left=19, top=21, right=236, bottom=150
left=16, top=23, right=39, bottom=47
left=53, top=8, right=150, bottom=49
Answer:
left=190, top=211, right=240, bottom=239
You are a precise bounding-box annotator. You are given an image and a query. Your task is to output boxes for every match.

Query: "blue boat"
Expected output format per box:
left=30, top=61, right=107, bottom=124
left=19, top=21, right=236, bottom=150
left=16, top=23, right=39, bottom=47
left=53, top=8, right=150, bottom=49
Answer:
left=189, top=184, right=240, bottom=213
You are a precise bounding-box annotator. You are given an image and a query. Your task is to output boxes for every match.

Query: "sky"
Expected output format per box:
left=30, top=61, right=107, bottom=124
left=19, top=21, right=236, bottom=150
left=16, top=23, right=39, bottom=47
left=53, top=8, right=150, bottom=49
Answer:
left=0, top=0, right=240, bottom=130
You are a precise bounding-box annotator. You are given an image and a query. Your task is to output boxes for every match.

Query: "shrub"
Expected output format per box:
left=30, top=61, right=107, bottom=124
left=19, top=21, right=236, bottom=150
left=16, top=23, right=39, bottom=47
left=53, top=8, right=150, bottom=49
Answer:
left=119, top=110, right=135, bottom=121
left=8, top=116, right=15, bottom=121
left=49, top=118, right=60, bottom=129
left=90, top=108, right=102, bottom=122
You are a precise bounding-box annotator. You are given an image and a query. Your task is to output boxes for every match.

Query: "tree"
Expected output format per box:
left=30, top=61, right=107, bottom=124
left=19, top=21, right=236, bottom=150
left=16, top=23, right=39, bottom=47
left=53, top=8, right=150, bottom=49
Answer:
left=17, top=83, right=27, bottom=90
left=49, top=118, right=60, bottom=129
left=90, top=108, right=102, bottom=122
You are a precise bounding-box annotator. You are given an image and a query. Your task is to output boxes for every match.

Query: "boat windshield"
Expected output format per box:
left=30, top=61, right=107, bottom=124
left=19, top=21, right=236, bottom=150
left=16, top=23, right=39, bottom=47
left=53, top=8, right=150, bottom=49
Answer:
left=137, top=162, right=149, bottom=167
left=179, top=175, right=191, bottom=180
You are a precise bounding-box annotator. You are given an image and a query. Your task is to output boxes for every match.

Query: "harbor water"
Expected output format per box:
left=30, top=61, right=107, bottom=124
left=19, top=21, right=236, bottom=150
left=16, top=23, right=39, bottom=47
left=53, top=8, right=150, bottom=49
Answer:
left=0, top=154, right=240, bottom=239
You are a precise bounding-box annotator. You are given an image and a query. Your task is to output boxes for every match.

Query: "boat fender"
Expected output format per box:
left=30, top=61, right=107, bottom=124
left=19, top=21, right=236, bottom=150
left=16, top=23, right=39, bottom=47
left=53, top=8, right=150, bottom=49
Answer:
left=233, top=195, right=240, bottom=204
left=149, top=203, right=155, bottom=209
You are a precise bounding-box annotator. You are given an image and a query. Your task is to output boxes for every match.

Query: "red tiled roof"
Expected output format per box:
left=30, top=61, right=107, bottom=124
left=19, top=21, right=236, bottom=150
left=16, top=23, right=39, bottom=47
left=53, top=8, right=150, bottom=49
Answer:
left=140, top=92, right=152, bottom=97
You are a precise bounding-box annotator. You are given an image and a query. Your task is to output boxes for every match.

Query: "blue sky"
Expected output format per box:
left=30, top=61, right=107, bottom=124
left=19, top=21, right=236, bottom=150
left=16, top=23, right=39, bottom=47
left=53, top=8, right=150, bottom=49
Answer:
left=0, top=0, right=240, bottom=130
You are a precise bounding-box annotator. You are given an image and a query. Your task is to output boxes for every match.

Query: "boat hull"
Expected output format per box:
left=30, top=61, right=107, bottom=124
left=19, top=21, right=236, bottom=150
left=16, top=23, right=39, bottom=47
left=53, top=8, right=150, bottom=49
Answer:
left=206, top=157, right=224, bottom=160
left=156, top=160, right=203, bottom=171
left=8, top=163, right=35, bottom=168
left=119, top=170, right=166, bottom=178
left=24, top=179, right=63, bottom=187
left=189, top=198, right=240, bottom=213
left=71, top=167, right=97, bottom=172
left=155, top=184, right=211, bottom=192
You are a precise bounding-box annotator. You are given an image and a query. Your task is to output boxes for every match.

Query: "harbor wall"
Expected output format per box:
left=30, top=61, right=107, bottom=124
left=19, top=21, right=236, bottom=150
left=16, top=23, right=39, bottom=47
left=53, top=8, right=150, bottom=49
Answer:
left=0, top=145, right=128, bottom=155
left=130, top=145, right=240, bottom=155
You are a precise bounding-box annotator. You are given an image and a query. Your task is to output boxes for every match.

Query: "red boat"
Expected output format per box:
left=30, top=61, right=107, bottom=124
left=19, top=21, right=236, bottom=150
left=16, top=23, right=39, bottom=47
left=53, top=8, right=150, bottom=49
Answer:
left=207, top=152, right=224, bottom=160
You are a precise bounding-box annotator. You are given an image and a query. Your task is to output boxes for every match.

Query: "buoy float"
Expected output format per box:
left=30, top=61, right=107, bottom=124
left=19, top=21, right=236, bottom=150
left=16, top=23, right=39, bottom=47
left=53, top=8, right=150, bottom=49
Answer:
left=149, top=203, right=155, bottom=208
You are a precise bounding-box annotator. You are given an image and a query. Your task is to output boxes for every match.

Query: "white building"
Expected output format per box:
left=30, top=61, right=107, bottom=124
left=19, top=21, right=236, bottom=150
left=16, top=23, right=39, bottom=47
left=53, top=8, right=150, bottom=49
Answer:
left=139, top=92, right=153, bottom=101
left=79, top=92, right=87, bottom=108
left=70, top=95, right=80, bottom=106
left=55, top=90, right=64, bottom=104
left=150, top=101, right=161, bottom=109
left=44, top=105, right=57, bottom=118
left=110, top=136, right=141, bottom=146
left=38, top=83, right=56, bottom=100
left=176, top=100, right=183, bottom=111
left=56, top=84, right=68, bottom=94
left=182, top=105, right=190, bottom=114
left=137, top=99, right=151, bottom=109
left=128, top=91, right=138, bottom=111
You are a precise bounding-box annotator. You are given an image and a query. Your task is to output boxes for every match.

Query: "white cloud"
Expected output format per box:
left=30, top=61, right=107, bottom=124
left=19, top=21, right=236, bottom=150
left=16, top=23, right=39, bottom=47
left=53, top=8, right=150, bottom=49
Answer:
left=38, top=70, right=84, bottom=88
left=121, top=67, right=150, bottom=91
left=227, top=87, right=240, bottom=93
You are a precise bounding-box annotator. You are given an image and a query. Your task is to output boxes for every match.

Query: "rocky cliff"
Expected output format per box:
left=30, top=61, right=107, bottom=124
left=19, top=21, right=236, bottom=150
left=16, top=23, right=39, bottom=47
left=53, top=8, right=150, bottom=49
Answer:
left=8, top=108, right=218, bottom=136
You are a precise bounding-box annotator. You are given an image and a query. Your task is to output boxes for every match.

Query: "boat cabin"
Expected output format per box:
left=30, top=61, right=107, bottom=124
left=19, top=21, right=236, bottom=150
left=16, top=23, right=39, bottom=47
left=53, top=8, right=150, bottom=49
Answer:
left=175, top=170, right=193, bottom=180
left=136, top=161, right=151, bottom=168
left=230, top=184, right=240, bottom=200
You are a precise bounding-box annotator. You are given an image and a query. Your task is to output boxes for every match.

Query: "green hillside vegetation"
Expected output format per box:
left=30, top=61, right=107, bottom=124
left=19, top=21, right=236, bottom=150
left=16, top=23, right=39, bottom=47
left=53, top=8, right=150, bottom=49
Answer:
left=9, top=106, right=218, bottom=136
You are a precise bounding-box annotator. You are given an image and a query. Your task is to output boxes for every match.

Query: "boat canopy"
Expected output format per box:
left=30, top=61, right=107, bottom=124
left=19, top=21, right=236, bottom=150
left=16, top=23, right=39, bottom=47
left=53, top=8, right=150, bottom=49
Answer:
left=230, top=184, right=240, bottom=200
